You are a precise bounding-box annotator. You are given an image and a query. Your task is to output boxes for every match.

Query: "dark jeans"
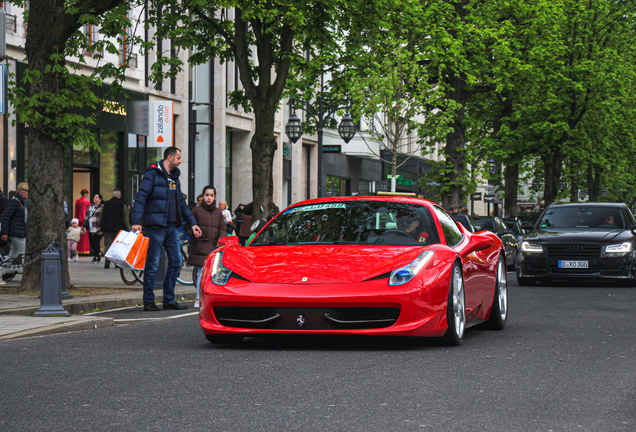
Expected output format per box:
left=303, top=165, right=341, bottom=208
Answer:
left=89, top=232, right=103, bottom=258
left=142, top=226, right=181, bottom=305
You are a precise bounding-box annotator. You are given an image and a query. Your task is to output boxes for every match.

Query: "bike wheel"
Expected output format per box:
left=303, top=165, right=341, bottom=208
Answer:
left=133, top=269, right=144, bottom=284
left=120, top=267, right=138, bottom=285
left=176, top=244, right=194, bottom=285
left=192, top=266, right=202, bottom=286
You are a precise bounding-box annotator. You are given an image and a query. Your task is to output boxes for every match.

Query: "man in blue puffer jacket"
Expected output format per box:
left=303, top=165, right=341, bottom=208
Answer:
left=131, top=147, right=202, bottom=311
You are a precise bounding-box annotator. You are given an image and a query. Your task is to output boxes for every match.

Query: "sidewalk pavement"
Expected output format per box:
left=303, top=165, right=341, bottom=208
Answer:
left=0, top=256, right=196, bottom=341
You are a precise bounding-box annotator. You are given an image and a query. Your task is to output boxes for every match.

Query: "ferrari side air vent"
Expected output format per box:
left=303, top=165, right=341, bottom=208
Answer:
left=230, top=272, right=251, bottom=282
left=366, top=272, right=391, bottom=281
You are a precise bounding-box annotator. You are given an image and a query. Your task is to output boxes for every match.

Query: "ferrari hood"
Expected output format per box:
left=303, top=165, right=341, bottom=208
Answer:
left=221, top=245, right=428, bottom=284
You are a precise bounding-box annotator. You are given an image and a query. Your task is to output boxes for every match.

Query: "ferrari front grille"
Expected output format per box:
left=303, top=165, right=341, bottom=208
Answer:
left=213, top=307, right=400, bottom=330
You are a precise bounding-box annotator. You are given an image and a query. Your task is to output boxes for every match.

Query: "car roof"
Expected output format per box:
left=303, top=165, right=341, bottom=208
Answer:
left=285, top=195, right=437, bottom=208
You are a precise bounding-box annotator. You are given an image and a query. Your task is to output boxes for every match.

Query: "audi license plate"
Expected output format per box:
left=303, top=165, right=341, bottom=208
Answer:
left=558, top=260, right=588, bottom=269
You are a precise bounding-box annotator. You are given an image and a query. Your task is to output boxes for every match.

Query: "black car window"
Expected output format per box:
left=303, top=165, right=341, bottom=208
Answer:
left=252, top=201, right=440, bottom=246
left=539, top=206, right=626, bottom=229
left=504, top=220, right=522, bottom=235
left=452, top=214, right=474, bottom=233
left=475, top=218, right=494, bottom=232
left=495, top=218, right=507, bottom=235
left=433, top=207, right=463, bottom=246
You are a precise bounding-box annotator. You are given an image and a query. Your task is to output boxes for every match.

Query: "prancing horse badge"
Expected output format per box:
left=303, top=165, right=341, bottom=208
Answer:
left=297, top=315, right=305, bottom=327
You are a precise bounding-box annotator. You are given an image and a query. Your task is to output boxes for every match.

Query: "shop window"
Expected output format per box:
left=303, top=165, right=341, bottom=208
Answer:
left=100, top=130, right=119, bottom=195
left=326, top=175, right=350, bottom=197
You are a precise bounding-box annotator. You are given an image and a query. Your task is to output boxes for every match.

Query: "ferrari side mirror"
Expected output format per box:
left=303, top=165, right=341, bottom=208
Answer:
left=218, top=236, right=240, bottom=247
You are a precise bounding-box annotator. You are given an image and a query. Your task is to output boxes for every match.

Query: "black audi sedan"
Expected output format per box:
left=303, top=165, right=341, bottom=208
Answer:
left=516, top=202, right=636, bottom=285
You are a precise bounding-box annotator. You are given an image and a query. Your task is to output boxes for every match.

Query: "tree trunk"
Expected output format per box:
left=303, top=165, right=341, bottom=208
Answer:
left=587, top=163, right=602, bottom=201
left=250, top=107, right=277, bottom=220
left=391, top=151, right=398, bottom=192
left=504, top=162, right=519, bottom=215
left=21, top=132, right=68, bottom=290
left=542, top=151, right=562, bottom=207
left=569, top=173, right=579, bottom=203
left=441, top=74, right=466, bottom=209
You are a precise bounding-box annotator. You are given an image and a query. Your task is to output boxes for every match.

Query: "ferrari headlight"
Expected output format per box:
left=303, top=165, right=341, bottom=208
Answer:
left=605, top=242, right=632, bottom=253
left=520, top=241, right=543, bottom=253
left=389, top=251, right=435, bottom=286
left=210, top=252, right=232, bottom=285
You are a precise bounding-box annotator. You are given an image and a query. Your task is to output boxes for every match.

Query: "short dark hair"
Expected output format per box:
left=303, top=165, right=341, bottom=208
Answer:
left=201, top=185, right=216, bottom=196
left=164, top=147, right=181, bottom=159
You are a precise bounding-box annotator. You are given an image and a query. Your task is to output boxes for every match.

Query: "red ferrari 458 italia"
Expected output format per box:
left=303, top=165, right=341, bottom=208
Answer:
left=199, top=196, right=507, bottom=346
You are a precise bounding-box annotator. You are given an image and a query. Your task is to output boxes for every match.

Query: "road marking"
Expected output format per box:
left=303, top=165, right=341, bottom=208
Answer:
left=113, top=311, right=199, bottom=323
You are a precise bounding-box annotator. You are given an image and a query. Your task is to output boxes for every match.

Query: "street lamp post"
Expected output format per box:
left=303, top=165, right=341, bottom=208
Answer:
left=285, top=97, right=355, bottom=198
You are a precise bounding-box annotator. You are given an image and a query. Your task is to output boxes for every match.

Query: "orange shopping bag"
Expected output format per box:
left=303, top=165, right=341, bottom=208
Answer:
left=133, top=236, right=149, bottom=270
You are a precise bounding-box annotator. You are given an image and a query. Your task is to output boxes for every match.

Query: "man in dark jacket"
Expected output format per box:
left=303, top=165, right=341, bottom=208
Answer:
left=0, top=182, right=28, bottom=282
left=131, top=147, right=202, bottom=311
left=99, top=188, right=130, bottom=268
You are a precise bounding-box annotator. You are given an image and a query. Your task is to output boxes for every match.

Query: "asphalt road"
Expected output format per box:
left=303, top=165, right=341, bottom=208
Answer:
left=1, top=275, right=636, bottom=432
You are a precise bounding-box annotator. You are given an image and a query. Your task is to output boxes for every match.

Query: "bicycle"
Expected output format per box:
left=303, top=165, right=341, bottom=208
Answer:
left=118, top=234, right=194, bottom=286
left=120, top=267, right=144, bottom=285
left=176, top=233, right=194, bottom=286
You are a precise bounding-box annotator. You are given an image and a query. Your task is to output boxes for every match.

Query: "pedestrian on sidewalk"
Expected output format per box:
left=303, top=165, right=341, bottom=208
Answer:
left=66, top=218, right=86, bottom=261
left=131, top=147, right=202, bottom=312
left=0, top=183, right=28, bottom=282
left=74, top=189, right=91, bottom=255
left=100, top=189, right=130, bottom=269
left=84, top=193, right=104, bottom=263
left=187, top=186, right=226, bottom=308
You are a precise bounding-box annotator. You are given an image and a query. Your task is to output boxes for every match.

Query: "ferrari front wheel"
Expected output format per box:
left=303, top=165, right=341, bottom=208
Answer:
left=482, top=255, right=508, bottom=330
left=442, top=262, right=465, bottom=346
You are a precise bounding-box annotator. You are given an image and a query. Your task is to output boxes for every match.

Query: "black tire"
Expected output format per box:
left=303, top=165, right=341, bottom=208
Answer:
left=205, top=334, right=244, bottom=344
left=120, top=268, right=138, bottom=285
left=133, top=269, right=144, bottom=284
left=176, top=245, right=194, bottom=286
left=516, top=273, right=535, bottom=286
left=482, top=256, right=508, bottom=330
left=441, top=262, right=465, bottom=346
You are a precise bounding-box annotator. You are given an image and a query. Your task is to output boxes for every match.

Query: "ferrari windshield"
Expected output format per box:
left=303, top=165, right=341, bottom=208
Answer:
left=539, top=206, right=626, bottom=229
left=251, top=201, right=440, bottom=246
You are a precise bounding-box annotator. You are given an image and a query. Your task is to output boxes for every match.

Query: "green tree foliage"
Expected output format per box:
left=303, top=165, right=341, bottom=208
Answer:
left=9, top=0, right=139, bottom=289
left=147, top=0, right=344, bottom=218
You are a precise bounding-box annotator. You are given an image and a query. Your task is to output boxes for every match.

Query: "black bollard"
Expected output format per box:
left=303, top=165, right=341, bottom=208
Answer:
left=52, top=241, right=73, bottom=299
left=34, top=243, right=69, bottom=317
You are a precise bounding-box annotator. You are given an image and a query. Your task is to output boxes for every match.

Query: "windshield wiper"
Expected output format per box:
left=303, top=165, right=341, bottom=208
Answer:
left=251, top=241, right=286, bottom=246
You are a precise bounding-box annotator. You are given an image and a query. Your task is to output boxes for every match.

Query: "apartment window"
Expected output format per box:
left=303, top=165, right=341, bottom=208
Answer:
left=119, top=10, right=135, bottom=66
left=83, top=24, right=97, bottom=57
left=326, top=176, right=350, bottom=197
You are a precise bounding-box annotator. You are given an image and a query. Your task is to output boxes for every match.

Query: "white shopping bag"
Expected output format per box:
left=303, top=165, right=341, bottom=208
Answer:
left=104, top=230, right=146, bottom=269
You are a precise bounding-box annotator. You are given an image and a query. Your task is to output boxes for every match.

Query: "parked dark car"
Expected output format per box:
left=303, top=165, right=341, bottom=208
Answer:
left=510, top=211, right=543, bottom=231
left=503, top=217, right=526, bottom=243
left=473, top=216, right=518, bottom=270
left=452, top=213, right=479, bottom=233
left=516, top=202, right=636, bottom=285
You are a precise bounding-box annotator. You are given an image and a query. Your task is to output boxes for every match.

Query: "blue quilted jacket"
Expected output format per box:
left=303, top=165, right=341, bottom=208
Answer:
left=131, top=161, right=197, bottom=228
left=1, top=194, right=27, bottom=238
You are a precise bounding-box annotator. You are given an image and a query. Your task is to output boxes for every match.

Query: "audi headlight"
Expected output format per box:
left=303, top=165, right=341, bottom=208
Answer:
left=605, top=242, right=632, bottom=253
left=521, top=241, right=543, bottom=253
left=210, top=252, right=232, bottom=285
left=389, top=251, right=435, bottom=286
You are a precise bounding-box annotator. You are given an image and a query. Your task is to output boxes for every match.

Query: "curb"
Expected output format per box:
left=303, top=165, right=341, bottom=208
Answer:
left=0, top=317, right=114, bottom=341
left=0, top=291, right=197, bottom=316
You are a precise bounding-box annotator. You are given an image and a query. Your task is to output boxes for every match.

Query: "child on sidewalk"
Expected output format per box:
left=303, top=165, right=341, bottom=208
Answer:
left=66, top=218, right=86, bottom=262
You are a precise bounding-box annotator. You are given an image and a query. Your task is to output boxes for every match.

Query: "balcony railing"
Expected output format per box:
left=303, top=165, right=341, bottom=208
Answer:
left=6, top=14, right=16, bottom=33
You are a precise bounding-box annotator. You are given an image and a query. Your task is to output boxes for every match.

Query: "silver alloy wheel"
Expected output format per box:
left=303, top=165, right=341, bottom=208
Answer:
left=452, top=265, right=465, bottom=340
left=497, top=258, right=508, bottom=321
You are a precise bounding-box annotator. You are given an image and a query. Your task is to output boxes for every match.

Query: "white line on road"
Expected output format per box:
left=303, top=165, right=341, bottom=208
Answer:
left=113, top=311, right=199, bottom=323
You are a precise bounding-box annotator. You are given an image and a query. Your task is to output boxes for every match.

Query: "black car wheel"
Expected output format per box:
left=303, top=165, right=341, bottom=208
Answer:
left=516, top=272, right=535, bottom=286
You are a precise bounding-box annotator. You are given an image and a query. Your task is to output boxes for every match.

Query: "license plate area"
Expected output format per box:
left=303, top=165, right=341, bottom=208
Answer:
left=558, top=260, right=589, bottom=269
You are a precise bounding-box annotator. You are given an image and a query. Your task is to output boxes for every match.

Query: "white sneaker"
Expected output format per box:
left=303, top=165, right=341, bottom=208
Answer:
left=194, top=300, right=200, bottom=308
left=68, top=258, right=72, bottom=262
left=74, top=256, right=78, bottom=262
